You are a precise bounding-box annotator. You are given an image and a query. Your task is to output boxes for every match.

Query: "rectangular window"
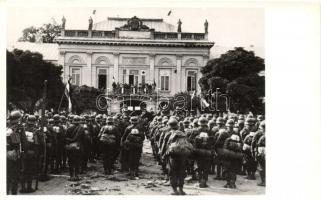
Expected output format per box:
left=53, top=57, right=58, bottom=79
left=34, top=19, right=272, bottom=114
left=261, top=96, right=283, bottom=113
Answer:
left=160, top=69, right=170, bottom=91
left=187, top=71, right=197, bottom=91
left=122, top=69, right=127, bottom=84
left=71, top=68, right=81, bottom=86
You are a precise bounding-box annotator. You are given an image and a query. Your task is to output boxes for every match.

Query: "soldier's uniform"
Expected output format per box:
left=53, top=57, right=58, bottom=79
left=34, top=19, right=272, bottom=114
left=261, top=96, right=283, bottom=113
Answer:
left=7, top=111, right=27, bottom=195
left=212, top=117, right=226, bottom=179
left=21, top=115, right=43, bottom=193
left=252, top=121, right=265, bottom=186
left=65, top=116, right=85, bottom=181
left=91, top=115, right=101, bottom=160
left=49, top=114, right=65, bottom=173
left=122, top=116, right=144, bottom=179
left=98, top=117, right=121, bottom=174
left=165, top=118, right=190, bottom=195
left=120, top=116, right=144, bottom=173
left=60, top=115, right=68, bottom=169
left=80, top=116, right=92, bottom=173
left=193, top=117, right=214, bottom=188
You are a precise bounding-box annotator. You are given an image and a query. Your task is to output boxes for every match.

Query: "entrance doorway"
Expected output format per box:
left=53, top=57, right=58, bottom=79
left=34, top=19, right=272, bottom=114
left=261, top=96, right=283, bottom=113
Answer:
left=121, top=100, right=146, bottom=115
left=98, top=74, right=106, bottom=89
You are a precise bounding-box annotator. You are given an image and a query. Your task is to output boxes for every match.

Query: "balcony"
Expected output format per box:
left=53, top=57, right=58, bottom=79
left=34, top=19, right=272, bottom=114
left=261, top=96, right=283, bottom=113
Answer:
left=109, top=83, right=157, bottom=96
left=62, top=29, right=206, bottom=41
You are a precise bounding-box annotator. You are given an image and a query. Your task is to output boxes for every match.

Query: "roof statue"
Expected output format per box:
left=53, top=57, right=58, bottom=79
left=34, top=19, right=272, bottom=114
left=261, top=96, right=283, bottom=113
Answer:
left=62, top=16, right=66, bottom=29
left=204, top=19, right=208, bottom=33
left=177, top=19, right=182, bottom=33
left=88, top=16, right=93, bottom=30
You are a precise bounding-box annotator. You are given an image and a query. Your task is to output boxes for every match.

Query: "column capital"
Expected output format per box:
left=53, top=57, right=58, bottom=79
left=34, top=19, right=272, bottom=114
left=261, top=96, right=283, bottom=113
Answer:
left=86, top=51, right=93, bottom=55
left=113, top=52, right=120, bottom=56
left=59, top=50, right=66, bottom=55
left=149, top=53, right=156, bottom=58
left=176, top=54, right=183, bottom=59
left=203, top=54, right=209, bottom=59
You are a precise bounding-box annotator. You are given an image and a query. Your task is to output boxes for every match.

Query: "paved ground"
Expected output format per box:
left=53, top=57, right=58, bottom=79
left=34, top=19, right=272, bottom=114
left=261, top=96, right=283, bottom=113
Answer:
left=24, top=140, right=265, bottom=195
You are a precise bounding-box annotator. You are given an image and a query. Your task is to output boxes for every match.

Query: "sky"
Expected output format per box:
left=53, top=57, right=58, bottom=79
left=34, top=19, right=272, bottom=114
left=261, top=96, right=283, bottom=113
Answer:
left=6, top=7, right=264, bottom=58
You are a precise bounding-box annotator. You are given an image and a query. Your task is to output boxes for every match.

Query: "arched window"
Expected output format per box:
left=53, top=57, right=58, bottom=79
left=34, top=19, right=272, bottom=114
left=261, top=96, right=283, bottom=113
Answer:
left=95, top=56, right=110, bottom=65
left=157, top=57, right=173, bottom=67
left=68, top=55, right=84, bottom=86
left=68, top=55, right=84, bottom=65
left=184, top=58, right=199, bottom=67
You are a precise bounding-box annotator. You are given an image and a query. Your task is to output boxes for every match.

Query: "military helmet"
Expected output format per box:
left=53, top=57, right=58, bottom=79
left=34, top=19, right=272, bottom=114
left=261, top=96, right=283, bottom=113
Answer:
left=168, top=118, right=178, bottom=127
left=208, top=120, right=216, bottom=127
left=237, top=119, right=245, bottom=126
left=157, top=116, right=163, bottom=122
left=106, top=116, right=114, bottom=123
left=9, top=110, right=22, bottom=123
left=225, top=119, right=235, bottom=127
left=48, top=118, right=54, bottom=124
left=183, top=118, right=190, bottom=125
left=192, top=118, right=199, bottom=125
left=259, top=120, right=265, bottom=130
left=198, top=117, right=208, bottom=126
left=245, top=117, right=255, bottom=125
left=72, top=115, right=80, bottom=124
left=216, top=117, right=225, bottom=125
left=257, top=115, right=264, bottom=121
left=27, top=115, right=37, bottom=125
left=206, top=113, right=213, bottom=120
left=53, top=114, right=60, bottom=121
left=238, top=115, right=245, bottom=121
left=130, top=116, right=138, bottom=123
left=162, top=118, right=168, bottom=124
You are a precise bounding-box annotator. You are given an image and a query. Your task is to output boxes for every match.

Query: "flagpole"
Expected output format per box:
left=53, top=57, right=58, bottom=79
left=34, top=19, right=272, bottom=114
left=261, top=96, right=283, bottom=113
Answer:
left=57, top=82, right=67, bottom=113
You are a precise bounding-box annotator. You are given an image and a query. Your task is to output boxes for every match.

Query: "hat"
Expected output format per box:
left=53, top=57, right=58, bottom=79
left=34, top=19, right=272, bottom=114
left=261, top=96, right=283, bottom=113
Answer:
left=183, top=118, right=190, bottom=125
left=198, top=117, right=208, bottom=126
left=9, top=110, right=22, bottom=123
left=168, top=118, right=178, bottom=127
left=216, top=117, right=225, bottom=125
left=72, top=115, right=80, bottom=124
left=130, top=116, right=138, bottom=123
left=53, top=114, right=60, bottom=121
left=225, top=119, right=235, bottom=127
left=106, top=116, right=114, bottom=123
left=208, top=120, right=215, bottom=127
left=259, top=120, right=265, bottom=130
left=27, top=115, right=37, bottom=125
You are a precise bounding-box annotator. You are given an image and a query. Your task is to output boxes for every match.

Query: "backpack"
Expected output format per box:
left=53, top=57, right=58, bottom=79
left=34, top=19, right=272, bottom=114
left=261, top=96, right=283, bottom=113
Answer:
left=168, top=130, right=193, bottom=157
left=221, top=134, right=243, bottom=160
left=100, top=126, right=117, bottom=145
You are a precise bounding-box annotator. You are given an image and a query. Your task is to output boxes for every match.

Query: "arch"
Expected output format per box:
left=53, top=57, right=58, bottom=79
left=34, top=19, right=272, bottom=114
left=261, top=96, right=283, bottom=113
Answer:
left=157, top=57, right=173, bottom=66
left=184, top=58, right=199, bottom=67
left=68, top=55, right=84, bottom=65
left=95, top=56, right=111, bottom=65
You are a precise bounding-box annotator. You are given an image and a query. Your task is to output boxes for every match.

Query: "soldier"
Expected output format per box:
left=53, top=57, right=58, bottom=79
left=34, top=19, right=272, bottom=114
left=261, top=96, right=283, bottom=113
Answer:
left=91, top=115, right=101, bottom=161
left=120, top=116, right=143, bottom=172
left=240, top=117, right=255, bottom=141
left=221, top=119, right=243, bottom=188
left=21, top=115, right=43, bottom=193
left=7, top=111, right=27, bottom=195
left=60, top=115, right=68, bottom=169
left=193, top=117, right=214, bottom=188
left=98, top=117, right=121, bottom=175
left=65, top=116, right=85, bottom=181
left=81, top=115, right=92, bottom=173
left=252, top=121, right=265, bottom=186
left=243, top=122, right=258, bottom=180
left=212, top=117, right=226, bottom=179
left=49, top=114, right=65, bottom=174
left=165, top=118, right=192, bottom=195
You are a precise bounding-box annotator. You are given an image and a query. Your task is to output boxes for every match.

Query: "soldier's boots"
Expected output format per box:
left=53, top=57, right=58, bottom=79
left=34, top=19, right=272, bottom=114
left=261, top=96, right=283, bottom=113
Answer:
left=257, top=171, right=265, bottom=186
left=170, top=187, right=179, bottom=195
left=178, top=187, right=186, bottom=195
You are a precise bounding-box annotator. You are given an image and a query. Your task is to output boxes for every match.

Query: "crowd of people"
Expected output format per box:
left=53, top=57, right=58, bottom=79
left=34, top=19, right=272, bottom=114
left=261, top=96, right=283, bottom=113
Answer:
left=6, top=107, right=265, bottom=195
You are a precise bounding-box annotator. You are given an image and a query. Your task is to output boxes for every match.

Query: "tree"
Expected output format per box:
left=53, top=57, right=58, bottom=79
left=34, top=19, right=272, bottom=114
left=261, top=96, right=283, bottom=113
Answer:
left=7, top=49, right=65, bottom=112
left=199, top=47, right=265, bottom=114
left=18, top=23, right=62, bottom=43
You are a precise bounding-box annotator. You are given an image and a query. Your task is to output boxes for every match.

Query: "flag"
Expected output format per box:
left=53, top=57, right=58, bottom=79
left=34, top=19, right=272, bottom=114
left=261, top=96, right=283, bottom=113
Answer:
left=167, top=10, right=172, bottom=16
left=64, top=78, right=72, bottom=112
left=93, top=10, right=96, bottom=15
left=191, top=90, right=196, bottom=99
left=201, top=97, right=210, bottom=107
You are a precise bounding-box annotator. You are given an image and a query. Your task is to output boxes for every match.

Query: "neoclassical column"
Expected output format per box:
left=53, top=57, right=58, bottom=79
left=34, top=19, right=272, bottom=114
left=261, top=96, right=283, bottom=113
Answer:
left=84, top=51, right=92, bottom=86
left=58, top=50, right=67, bottom=81
left=149, top=53, right=155, bottom=83
left=176, top=54, right=182, bottom=92
left=113, top=52, right=120, bottom=82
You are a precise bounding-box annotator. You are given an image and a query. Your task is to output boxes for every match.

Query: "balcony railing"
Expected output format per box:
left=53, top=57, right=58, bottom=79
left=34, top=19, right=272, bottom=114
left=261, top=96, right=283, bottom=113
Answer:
left=108, top=83, right=157, bottom=96
left=62, top=29, right=206, bottom=40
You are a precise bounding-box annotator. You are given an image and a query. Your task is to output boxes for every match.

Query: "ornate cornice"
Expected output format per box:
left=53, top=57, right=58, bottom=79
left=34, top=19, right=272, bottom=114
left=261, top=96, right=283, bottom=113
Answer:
left=56, top=38, right=214, bottom=48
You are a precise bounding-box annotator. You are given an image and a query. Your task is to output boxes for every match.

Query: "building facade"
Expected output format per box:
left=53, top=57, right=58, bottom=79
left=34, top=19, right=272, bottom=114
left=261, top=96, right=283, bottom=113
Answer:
left=56, top=16, right=214, bottom=112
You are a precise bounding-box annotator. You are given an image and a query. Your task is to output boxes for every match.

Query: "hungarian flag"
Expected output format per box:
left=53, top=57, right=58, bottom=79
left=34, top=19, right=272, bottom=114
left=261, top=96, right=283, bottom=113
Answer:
left=64, top=78, right=72, bottom=112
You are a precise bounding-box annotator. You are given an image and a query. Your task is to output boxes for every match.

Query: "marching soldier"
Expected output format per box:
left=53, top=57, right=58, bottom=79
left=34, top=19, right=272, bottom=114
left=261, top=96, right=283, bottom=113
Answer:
left=60, top=115, right=68, bottom=169
left=7, top=111, right=27, bottom=195
left=65, top=115, right=85, bottom=181
left=21, top=115, right=43, bottom=193
left=212, top=117, right=226, bottom=180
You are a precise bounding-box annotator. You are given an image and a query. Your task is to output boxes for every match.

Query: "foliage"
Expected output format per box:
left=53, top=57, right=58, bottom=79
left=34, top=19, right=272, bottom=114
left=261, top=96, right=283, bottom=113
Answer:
left=70, top=85, right=105, bottom=114
left=200, top=47, right=265, bottom=114
left=7, top=49, right=64, bottom=112
left=18, top=23, right=62, bottom=43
